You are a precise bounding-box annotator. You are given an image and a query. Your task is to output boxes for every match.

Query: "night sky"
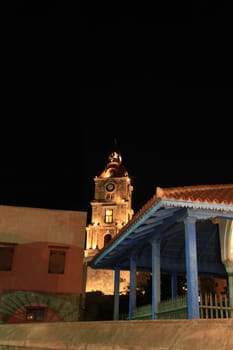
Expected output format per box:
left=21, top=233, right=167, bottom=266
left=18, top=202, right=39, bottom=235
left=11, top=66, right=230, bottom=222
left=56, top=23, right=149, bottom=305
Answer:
left=4, top=2, right=232, bottom=221
left=1, top=85, right=232, bottom=221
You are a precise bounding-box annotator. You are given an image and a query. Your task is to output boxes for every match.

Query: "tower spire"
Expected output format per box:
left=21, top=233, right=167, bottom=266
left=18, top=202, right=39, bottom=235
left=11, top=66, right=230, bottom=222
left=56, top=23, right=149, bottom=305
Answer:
left=114, top=136, right=118, bottom=147
left=113, top=136, right=120, bottom=153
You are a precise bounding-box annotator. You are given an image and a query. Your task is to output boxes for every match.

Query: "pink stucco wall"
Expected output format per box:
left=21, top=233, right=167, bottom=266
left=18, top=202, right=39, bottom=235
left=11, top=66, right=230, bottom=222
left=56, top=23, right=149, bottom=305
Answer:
left=0, top=242, right=84, bottom=293
left=0, top=205, right=87, bottom=294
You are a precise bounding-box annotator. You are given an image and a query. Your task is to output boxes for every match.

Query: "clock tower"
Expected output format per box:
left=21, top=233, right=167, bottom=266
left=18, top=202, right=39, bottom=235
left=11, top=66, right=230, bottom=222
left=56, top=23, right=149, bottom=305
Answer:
left=84, top=146, right=134, bottom=295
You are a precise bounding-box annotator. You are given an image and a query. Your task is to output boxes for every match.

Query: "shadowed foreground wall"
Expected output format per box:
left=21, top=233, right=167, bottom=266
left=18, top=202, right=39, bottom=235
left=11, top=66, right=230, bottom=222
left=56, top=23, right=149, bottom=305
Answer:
left=0, top=319, right=232, bottom=349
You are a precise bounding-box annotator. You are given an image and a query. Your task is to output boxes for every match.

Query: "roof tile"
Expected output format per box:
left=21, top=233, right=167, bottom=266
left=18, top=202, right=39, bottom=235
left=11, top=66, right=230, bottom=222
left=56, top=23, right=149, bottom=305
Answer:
left=156, top=184, right=233, bottom=205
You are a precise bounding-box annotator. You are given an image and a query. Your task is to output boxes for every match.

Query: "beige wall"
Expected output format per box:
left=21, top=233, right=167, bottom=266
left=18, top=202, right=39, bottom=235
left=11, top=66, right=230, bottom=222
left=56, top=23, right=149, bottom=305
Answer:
left=0, top=205, right=87, bottom=248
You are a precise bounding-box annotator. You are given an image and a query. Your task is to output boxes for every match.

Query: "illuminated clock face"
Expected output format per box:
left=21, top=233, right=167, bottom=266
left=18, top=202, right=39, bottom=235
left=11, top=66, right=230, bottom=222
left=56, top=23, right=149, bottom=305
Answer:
left=106, top=182, right=115, bottom=192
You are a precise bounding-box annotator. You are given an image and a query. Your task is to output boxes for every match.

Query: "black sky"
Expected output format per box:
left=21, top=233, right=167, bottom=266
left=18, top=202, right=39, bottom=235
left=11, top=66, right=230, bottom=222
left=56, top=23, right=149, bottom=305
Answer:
left=4, top=2, right=232, bottom=220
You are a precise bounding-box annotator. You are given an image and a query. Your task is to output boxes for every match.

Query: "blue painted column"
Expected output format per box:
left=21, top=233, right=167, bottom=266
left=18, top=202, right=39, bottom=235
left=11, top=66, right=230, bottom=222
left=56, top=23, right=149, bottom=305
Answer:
left=128, top=255, right=137, bottom=320
left=184, top=216, right=200, bottom=319
left=113, top=268, right=120, bottom=320
left=151, top=237, right=160, bottom=319
left=171, top=272, right=178, bottom=299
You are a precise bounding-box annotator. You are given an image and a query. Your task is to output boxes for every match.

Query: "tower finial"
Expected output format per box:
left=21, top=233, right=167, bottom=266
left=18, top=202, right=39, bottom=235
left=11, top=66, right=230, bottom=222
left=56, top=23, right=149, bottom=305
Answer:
left=108, top=137, right=122, bottom=163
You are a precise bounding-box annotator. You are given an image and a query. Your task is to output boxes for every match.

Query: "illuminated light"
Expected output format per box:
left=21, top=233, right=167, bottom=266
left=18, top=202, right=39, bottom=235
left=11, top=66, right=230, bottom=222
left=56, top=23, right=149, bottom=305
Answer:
left=26, top=314, right=33, bottom=321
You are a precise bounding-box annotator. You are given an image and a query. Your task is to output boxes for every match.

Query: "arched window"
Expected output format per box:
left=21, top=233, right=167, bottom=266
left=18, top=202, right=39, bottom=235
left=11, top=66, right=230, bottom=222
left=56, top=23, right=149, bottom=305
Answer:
left=104, top=234, right=112, bottom=246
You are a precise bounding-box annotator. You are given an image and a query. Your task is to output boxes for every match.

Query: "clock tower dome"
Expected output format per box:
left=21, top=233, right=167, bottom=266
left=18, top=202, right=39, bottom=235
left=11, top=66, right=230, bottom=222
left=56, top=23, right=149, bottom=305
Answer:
left=84, top=145, right=134, bottom=295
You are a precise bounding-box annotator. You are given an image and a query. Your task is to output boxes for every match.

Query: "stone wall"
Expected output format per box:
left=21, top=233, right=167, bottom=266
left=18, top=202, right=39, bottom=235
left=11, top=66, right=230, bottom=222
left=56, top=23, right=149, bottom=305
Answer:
left=0, top=319, right=232, bottom=349
left=84, top=267, right=130, bottom=295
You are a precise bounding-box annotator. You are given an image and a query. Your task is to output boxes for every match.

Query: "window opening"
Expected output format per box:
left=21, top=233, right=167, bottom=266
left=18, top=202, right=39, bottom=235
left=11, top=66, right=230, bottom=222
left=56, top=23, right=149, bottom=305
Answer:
left=0, top=244, right=15, bottom=271
left=105, top=209, right=113, bottom=223
left=48, top=250, right=66, bottom=274
left=26, top=307, right=45, bottom=322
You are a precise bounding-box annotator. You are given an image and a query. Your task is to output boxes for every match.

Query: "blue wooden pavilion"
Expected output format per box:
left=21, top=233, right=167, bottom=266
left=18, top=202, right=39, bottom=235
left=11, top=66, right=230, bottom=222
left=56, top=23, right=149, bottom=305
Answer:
left=90, top=184, right=233, bottom=320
